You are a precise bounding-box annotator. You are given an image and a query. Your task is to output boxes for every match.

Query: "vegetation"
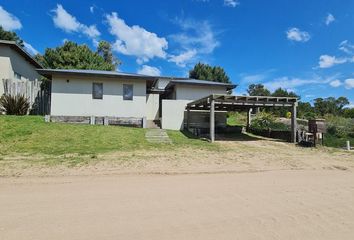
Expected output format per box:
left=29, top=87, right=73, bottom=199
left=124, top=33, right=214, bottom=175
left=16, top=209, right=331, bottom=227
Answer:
left=324, top=115, right=354, bottom=148
left=250, top=111, right=289, bottom=131
left=0, top=94, right=30, bottom=115
left=227, top=112, right=247, bottom=126
left=189, top=62, right=231, bottom=84
left=35, top=40, right=119, bottom=71
left=0, top=116, right=218, bottom=156
left=247, top=84, right=271, bottom=96
left=0, top=26, right=24, bottom=47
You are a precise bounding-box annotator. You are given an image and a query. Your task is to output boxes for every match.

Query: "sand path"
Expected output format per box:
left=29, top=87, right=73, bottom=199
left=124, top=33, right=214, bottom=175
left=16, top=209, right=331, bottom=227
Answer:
left=1, top=170, right=354, bottom=240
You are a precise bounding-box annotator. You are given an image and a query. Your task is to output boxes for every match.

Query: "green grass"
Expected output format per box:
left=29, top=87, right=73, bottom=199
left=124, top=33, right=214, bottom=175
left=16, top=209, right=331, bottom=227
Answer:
left=0, top=115, right=217, bottom=156
left=324, top=134, right=354, bottom=149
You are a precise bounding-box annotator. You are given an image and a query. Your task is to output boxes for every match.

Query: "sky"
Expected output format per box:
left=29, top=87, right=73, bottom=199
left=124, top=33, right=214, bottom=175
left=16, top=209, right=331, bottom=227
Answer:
left=0, top=0, right=353, bottom=105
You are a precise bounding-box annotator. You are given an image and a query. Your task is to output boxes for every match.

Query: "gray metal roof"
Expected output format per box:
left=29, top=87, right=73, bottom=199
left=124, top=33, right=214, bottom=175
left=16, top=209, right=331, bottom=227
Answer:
left=167, top=79, right=237, bottom=90
left=0, top=40, right=43, bottom=68
left=37, top=69, right=156, bottom=81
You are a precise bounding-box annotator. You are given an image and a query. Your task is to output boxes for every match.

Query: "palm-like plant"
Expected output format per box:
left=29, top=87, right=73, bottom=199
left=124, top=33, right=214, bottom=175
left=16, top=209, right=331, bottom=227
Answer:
left=0, top=94, right=30, bottom=115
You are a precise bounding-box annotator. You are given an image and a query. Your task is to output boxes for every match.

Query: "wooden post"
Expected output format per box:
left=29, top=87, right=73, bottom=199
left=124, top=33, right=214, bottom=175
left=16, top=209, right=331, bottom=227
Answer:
left=246, top=108, right=252, bottom=132
left=186, top=108, right=190, bottom=131
left=210, top=99, right=215, bottom=142
left=291, top=103, right=297, bottom=143
left=347, top=141, right=351, bottom=151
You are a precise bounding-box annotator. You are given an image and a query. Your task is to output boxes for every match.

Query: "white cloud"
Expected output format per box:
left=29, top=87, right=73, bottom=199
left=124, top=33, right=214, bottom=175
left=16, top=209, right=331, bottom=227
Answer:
left=168, top=18, right=219, bottom=67
left=168, top=49, right=197, bottom=67
left=224, top=0, right=240, bottom=7
left=318, top=55, right=347, bottom=68
left=329, top=79, right=342, bottom=87
left=90, top=6, right=94, bottom=14
left=106, top=12, right=168, bottom=64
left=52, top=4, right=100, bottom=39
left=137, top=65, right=161, bottom=76
left=286, top=28, right=311, bottom=42
left=0, top=6, right=22, bottom=31
left=339, top=40, right=354, bottom=55
left=240, top=74, right=267, bottom=83
left=23, top=42, right=39, bottom=55
left=263, top=75, right=335, bottom=91
left=325, top=13, right=335, bottom=25
left=344, top=78, right=354, bottom=89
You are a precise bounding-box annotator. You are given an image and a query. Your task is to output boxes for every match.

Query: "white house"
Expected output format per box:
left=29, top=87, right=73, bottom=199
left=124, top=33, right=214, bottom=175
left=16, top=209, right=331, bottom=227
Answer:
left=0, top=40, right=43, bottom=106
left=37, top=69, right=236, bottom=130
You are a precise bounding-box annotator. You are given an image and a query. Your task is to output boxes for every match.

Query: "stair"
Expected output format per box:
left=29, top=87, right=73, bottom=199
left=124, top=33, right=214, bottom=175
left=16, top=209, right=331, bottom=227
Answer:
left=147, top=120, right=161, bottom=129
left=145, top=129, right=172, bottom=144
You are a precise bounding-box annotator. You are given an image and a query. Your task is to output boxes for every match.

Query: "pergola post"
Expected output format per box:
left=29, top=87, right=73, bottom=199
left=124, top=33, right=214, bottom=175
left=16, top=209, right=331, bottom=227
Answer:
left=291, top=103, right=297, bottom=143
left=210, top=99, right=215, bottom=142
left=246, top=108, right=252, bottom=132
left=186, top=108, right=190, bottom=131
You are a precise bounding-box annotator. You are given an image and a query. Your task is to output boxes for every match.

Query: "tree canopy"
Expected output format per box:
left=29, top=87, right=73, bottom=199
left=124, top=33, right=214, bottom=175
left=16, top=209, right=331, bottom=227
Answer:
left=35, top=41, right=119, bottom=71
left=247, top=84, right=271, bottom=96
left=0, top=26, right=24, bottom=47
left=314, top=97, right=349, bottom=116
left=189, top=62, right=231, bottom=84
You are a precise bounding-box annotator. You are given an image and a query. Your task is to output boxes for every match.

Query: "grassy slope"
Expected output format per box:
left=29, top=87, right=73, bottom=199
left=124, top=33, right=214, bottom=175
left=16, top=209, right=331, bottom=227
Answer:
left=0, top=116, right=217, bottom=156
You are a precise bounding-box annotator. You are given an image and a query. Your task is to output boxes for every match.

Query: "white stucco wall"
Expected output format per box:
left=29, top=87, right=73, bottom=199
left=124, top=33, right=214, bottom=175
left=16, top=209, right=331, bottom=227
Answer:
left=0, top=45, right=41, bottom=96
left=161, top=84, right=229, bottom=130
left=162, top=100, right=190, bottom=130
left=175, top=84, right=228, bottom=100
left=51, top=75, right=147, bottom=117
left=146, top=93, right=159, bottom=120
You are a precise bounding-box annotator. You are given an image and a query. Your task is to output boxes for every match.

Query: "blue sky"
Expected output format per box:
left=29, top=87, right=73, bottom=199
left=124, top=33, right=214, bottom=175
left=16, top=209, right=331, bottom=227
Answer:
left=0, top=0, right=353, bottom=105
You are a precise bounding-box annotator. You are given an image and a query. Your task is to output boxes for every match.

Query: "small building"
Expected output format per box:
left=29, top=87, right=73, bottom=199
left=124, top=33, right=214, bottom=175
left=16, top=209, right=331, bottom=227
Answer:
left=0, top=40, right=43, bottom=108
left=37, top=69, right=236, bottom=130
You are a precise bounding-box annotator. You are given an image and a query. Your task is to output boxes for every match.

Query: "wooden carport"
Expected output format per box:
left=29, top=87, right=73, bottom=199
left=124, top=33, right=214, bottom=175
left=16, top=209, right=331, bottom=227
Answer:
left=186, top=94, right=298, bottom=143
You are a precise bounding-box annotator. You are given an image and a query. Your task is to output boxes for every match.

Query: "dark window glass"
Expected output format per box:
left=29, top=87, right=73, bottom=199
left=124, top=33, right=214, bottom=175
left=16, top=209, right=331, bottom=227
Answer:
left=123, top=84, right=133, bottom=100
left=92, top=83, right=103, bottom=99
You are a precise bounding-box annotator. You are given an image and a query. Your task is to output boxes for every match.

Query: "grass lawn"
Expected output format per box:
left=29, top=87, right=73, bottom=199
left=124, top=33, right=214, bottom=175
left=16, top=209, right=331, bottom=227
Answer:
left=0, top=116, right=218, bottom=157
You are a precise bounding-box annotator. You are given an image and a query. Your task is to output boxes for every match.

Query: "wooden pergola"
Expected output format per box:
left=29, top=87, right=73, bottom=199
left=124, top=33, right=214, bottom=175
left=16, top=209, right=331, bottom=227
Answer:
left=186, top=94, right=298, bottom=143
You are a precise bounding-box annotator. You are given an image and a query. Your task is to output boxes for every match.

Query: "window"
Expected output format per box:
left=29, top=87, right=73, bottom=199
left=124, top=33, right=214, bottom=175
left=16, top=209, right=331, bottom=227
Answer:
left=92, top=83, right=103, bottom=99
left=123, top=84, right=133, bottom=100
left=14, top=72, right=21, bottom=80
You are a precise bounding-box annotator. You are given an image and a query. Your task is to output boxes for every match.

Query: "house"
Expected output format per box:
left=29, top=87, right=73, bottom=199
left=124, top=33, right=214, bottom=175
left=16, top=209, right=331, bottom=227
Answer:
left=37, top=69, right=236, bottom=130
left=0, top=40, right=43, bottom=108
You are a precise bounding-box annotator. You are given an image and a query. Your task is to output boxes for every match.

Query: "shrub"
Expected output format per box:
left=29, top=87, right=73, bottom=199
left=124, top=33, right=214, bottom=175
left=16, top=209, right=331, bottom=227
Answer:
left=0, top=94, right=30, bottom=115
left=250, top=111, right=276, bottom=130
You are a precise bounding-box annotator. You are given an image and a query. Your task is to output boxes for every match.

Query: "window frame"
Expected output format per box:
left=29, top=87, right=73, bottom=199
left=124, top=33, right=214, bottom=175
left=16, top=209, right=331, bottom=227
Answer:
left=92, top=82, right=103, bottom=100
left=123, top=84, right=134, bottom=101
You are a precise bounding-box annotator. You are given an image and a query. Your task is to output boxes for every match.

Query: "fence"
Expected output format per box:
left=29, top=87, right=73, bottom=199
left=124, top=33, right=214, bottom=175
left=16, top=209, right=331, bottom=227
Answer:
left=2, top=78, right=50, bottom=115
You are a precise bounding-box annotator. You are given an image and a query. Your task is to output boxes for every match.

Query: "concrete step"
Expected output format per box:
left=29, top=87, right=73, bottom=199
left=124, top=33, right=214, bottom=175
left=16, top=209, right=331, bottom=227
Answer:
left=145, top=129, right=172, bottom=144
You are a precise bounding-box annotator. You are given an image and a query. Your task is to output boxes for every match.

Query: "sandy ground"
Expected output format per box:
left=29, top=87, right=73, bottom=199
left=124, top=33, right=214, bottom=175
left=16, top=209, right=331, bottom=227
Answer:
left=1, top=170, right=354, bottom=240
left=1, top=140, right=354, bottom=239
left=1, top=139, right=354, bottom=177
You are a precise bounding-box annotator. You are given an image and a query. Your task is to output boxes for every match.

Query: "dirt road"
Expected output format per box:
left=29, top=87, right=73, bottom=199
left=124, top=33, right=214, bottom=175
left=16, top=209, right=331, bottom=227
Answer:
left=1, top=170, right=354, bottom=240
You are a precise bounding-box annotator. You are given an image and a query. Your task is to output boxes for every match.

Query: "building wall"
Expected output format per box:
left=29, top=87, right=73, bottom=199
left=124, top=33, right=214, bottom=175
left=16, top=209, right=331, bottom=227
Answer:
left=175, top=84, right=228, bottom=100
left=146, top=93, right=159, bottom=120
left=161, top=85, right=229, bottom=130
left=51, top=75, right=147, bottom=117
left=0, top=45, right=41, bottom=96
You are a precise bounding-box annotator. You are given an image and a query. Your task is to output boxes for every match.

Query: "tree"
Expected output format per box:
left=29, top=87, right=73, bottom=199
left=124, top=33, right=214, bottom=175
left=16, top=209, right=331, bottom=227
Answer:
left=314, top=97, right=349, bottom=116
left=247, top=84, right=271, bottom=96
left=97, top=40, right=120, bottom=66
left=35, top=41, right=118, bottom=71
left=343, top=108, right=354, bottom=119
left=298, top=102, right=315, bottom=119
left=271, top=88, right=298, bottom=98
left=0, top=26, right=24, bottom=47
left=189, top=62, right=231, bottom=83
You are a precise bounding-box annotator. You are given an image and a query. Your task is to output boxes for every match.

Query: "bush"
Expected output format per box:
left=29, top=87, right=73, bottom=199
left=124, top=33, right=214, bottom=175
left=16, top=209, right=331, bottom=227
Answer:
left=0, top=94, right=30, bottom=115
left=251, top=111, right=276, bottom=130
